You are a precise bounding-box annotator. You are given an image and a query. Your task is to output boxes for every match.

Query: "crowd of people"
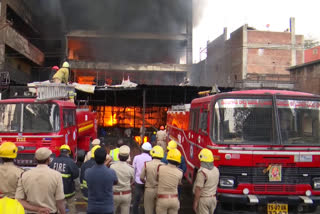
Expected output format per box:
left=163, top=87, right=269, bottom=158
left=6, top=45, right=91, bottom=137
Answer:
left=0, top=127, right=219, bottom=214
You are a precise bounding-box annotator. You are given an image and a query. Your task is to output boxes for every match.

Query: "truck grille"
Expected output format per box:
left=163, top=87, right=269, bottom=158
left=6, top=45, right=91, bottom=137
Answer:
left=219, top=166, right=320, bottom=185
left=14, top=153, right=37, bottom=166
left=253, top=184, right=296, bottom=192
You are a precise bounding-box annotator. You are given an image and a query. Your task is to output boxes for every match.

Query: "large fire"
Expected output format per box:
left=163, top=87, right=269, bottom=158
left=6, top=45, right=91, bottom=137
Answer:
left=92, top=106, right=167, bottom=129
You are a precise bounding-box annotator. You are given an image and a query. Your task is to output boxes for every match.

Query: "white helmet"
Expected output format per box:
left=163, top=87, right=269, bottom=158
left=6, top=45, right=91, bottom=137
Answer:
left=62, top=61, right=70, bottom=68
left=142, top=142, right=152, bottom=151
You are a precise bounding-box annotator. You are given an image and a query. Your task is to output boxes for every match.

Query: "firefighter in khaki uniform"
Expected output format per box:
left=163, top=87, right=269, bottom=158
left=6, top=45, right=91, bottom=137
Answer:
left=15, top=147, right=66, bottom=214
left=52, top=61, right=70, bottom=84
left=156, top=149, right=183, bottom=214
left=140, top=145, right=164, bottom=214
left=193, top=149, right=219, bottom=214
left=0, top=142, right=24, bottom=199
left=110, top=145, right=134, bottom=214
left=156, top=126, right=167, bottom=152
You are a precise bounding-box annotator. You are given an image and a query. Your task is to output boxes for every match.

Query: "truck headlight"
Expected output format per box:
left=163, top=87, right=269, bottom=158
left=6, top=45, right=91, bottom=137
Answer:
left=313, top=178, right=320, bottom=189
left=219, top=177, right=235, bottom=188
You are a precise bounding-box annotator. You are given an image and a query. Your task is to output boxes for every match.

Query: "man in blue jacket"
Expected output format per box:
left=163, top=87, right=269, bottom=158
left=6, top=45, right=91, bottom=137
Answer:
left=85, top=147, right=118, bottom=214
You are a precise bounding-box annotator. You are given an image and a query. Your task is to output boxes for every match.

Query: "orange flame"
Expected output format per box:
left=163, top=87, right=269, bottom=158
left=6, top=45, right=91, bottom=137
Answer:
left=94, top=106, right=167, bottom=128
left=134, top=136, right=148, bottom=145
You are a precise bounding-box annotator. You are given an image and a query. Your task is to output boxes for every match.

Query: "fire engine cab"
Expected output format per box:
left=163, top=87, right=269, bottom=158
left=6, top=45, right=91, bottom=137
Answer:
left=167, top=89, right=320, bottom=214
left=0, top=83, right=97, bottom=166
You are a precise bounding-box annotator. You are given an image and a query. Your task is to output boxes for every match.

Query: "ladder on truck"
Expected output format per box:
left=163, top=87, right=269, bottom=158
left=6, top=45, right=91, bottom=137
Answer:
left=28, top=83, right=75, bottom=101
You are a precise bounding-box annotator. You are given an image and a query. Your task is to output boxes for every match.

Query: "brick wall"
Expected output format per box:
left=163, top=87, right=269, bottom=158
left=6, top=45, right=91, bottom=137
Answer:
left=290, top=62, right=320, bottom=94
left=246, top=30, right=303, bottom=77
left=305, top=46, right=320, bottom=63
left=248, top=31, right=292, bottom=45
left=247, top=48, right=291, bottom=75
left=201, top=24, right=303, bottom=89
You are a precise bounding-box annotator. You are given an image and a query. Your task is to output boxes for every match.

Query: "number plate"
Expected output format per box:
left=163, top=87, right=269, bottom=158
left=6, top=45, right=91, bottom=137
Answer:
left=267, top=203, right=288, bottom=214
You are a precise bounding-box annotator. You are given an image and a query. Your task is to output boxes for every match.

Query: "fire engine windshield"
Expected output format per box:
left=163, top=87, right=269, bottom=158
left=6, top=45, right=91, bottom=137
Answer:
left=0, top=103, right=60, bottom=133
left=277, top=99, right=320, bottom=145
left=212, top=98, right=320, bottom=145
left=212, top=98, right=275, bottom=145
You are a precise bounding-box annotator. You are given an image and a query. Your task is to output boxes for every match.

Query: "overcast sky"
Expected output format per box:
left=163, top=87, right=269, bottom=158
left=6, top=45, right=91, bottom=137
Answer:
left=193, top=0, right=320, bottom=62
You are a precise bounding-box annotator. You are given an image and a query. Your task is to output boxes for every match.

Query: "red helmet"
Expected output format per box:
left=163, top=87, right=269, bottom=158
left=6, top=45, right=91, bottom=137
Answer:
left=52, top=66, right=59, bottom=70
left=160, top=126, right=165, bottom=130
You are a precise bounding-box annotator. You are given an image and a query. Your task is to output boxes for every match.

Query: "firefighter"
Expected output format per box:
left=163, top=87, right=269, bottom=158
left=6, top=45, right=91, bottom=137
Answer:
left=156, top=125, right=167, bottom=152
left=49, top=65, right=59, bottom=81
left=110, top=145, right=134, bottom=214
left=109, top=138, right=125, bottom=162
left=80, top=145, right=100, bottom=201
left=193, top=148, right=219, bottom=214
left=50, top=145, right=79, bottom=214
left=156, top=148, right=183, bottom=214
left=15, top=147, right=66, bottom=214
left=0, top=142, right=24, bottom=199
left=84, top=138, right=101, bottom=162
left=140, top=145, right=164, bottom=214
left=0, top=197, right=25, bottom=214
left=52, top=61, right=70, bottom=84
left=162, top=140, right=187, bottom=173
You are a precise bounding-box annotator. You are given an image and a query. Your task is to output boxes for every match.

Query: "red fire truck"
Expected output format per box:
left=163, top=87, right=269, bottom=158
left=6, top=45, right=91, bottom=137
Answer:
left=0, top=84, right=97, bottom=166
left=167, top=89, right=320, bottom=214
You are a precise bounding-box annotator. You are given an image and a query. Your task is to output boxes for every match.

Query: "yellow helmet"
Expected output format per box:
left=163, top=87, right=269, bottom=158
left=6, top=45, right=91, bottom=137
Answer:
left=60, top=145, right=71, bottom=154
left=150, top=145, right=164, bottom=159
left=0, top=197, right=25, bottom=214
left=0, top=142, right=18, bottom=159
left=167, top=140, right=177, bottom=150
left=91, top=145, right=101, bottom=158
left=198, top=148, right=214, bottom=162
left=166, top=148, right=181, bottom=164
left=62, top=61, right=70, bottom=68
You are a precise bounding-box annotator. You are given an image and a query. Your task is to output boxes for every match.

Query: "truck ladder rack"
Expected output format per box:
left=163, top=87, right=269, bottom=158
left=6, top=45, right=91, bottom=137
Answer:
left=30, top=83, right=75, bottom=101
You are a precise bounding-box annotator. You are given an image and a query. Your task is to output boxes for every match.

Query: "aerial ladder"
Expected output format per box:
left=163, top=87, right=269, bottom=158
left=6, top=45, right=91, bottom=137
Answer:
left=30, top=83, right=76, bottom=101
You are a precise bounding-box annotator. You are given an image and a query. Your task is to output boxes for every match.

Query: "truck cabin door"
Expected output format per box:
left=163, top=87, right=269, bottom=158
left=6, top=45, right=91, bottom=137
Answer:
left=62, top=108, right=77, bottom=157
left=188, top=107, right=201, bottom=166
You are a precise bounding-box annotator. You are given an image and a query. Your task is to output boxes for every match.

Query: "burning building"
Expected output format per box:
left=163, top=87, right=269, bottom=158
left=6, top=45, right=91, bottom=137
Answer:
left=0, top=0, right=45, bottom=84
left=58, top=0, right=207, bottom=137
left=61, top=0, right=193, bottom=86
left=0, top=0, right=209, bottom=140
left=0, top=0, right=65, bottom=89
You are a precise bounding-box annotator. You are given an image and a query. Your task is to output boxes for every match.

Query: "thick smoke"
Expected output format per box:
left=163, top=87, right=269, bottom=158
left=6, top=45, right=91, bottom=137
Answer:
left=193, top=0, right=209, bottom=27
left=60, top=0, right=192, bottom=33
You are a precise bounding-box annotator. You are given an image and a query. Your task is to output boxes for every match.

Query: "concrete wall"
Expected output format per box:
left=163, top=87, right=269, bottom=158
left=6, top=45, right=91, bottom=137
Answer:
left=290, top=62, right=320, bottom=95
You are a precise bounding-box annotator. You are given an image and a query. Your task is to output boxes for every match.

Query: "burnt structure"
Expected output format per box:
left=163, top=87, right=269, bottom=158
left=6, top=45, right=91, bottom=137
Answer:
left=61, top=0, right=193, bottom=86
left=0, top=0, right=45, bottom=84
left=59, top=0, right=199, bottom=132
left=0, top=0, right=65, bottom=85
left=1, top=0, right=209, bottom=134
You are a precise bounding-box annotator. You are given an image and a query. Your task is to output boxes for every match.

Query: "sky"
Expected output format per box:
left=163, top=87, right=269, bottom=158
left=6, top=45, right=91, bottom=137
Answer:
left=193, top=0, right=320, bottom=62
